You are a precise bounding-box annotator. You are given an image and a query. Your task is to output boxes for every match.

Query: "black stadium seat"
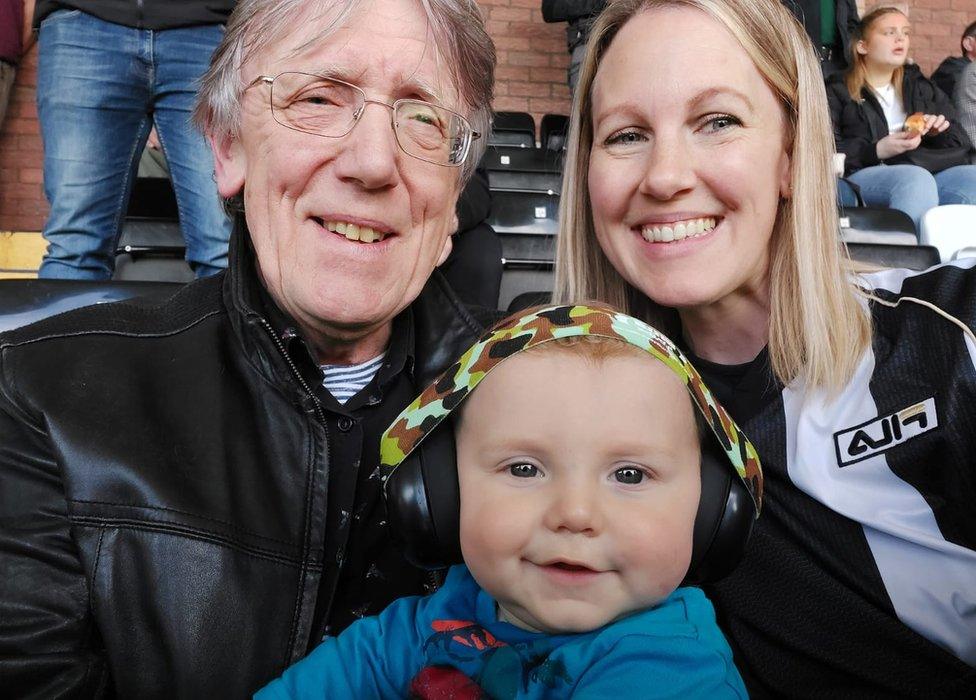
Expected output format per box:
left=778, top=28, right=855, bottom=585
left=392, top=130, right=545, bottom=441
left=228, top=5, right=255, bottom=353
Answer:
left=540, top=113, right=569, bottom=152
left=480, top=145, right=564, bottom=175
left=498, top=261, right=554, bottom=313
left=507, top=290, right=552, bottom=313
left=114, top=218, right=194, bottom=282
left=118, top=218, right=185, bottom=256
left=116, top=174, right=195, bottom=282
left=0, top=279, right=183, bottom=333
left=489, top=111, right=536, bottom=148
left=486, top=190, right=559, bottom=237
left=486, top=169, right=562, bottom=194
left=839, top=206, right=917, bottom=244
left=846, top=242, right=940, bottom=270
left=126, top=176, right=179, bottom=219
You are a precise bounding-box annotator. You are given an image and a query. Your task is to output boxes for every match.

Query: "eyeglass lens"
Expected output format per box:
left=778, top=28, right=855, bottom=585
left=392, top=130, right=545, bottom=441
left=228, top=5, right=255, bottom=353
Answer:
left=269, top=72, right=470, bottom=165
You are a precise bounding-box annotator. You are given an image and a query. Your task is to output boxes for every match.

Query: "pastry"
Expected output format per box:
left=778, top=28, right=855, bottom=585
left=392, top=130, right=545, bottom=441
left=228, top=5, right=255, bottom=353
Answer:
left=904, top=112, right=926, bottom=136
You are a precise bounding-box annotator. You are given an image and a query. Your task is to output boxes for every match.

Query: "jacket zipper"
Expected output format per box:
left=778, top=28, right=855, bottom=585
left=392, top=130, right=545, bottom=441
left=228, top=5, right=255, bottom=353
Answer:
left=258, top=318, right=327, bottom=423
left=258, top=318, right=330, bottom=654
left=259, top=321, right=445, bottom=626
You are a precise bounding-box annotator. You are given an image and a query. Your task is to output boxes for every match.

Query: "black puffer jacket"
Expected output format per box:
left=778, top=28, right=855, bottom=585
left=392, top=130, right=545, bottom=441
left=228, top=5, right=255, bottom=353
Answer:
left=826, top=64, right=974, bottom=175
left=931, top=55, right=970, bottom=101
left=0, top=226, right=494, bottom=697
left=541, top=0, right=607, bottom=51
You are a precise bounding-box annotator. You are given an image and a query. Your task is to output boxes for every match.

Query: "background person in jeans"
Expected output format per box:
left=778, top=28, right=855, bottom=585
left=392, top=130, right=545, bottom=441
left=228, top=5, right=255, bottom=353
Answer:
left=33, top=0, right=236, bottom=279
left=827, top=6, right=976, bottom=231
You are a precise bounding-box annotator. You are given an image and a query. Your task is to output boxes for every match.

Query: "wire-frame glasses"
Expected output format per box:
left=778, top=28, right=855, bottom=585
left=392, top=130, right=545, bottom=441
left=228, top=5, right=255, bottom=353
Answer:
left=245, top=72, right=480, bottom=167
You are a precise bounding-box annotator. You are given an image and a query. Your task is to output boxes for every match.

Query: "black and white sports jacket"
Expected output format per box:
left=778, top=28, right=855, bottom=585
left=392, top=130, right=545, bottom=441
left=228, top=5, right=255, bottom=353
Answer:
left=708, top=259, right=976, bottom=698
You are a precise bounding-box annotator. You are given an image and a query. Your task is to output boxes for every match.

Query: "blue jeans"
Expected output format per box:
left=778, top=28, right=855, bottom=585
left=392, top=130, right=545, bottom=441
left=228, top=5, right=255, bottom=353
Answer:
left=847, top=163, right=976, bottom=232
left=36, top=10, right=231, bottom=279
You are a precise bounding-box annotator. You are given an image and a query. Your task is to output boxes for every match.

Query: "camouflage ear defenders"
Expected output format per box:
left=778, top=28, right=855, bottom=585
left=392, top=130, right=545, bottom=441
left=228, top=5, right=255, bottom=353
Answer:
left=381, top=303, right=762, bottom=514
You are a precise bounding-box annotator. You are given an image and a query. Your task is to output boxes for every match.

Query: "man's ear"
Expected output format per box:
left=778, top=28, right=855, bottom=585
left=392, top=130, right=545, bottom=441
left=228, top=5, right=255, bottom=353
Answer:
left=210, top=131, right=246, bottom=199
left=964, top=35, right=975, bottom=57
left=436, top=232, right=453, bottom=267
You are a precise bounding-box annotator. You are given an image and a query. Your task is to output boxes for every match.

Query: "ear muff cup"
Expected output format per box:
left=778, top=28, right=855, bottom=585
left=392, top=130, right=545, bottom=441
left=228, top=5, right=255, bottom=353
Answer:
left=683, top=436, right=756, bottom=584
left=384, top=423, right=462, bottom=570
left=386, top=420, right=756, bottom=578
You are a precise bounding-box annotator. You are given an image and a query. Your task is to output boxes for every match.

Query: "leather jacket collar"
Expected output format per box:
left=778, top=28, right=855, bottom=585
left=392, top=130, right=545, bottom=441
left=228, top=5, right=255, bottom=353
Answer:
left=221, top=215, right=490, bottom=391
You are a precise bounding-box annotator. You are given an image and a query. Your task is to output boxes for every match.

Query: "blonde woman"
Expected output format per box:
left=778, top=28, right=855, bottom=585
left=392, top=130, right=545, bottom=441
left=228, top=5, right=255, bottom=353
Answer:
left=827, top=7, right=976, bottom=230
left=554, top=0, right=976, bottom=694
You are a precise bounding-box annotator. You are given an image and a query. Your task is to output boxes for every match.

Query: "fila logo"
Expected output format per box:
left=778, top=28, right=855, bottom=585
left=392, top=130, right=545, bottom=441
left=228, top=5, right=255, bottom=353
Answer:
left=834, top=398, right=939, bottom=467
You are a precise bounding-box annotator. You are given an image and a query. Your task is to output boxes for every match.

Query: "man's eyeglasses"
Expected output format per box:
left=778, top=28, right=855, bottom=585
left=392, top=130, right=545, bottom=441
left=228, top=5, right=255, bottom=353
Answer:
left=244, top=72, right=480, bottom=167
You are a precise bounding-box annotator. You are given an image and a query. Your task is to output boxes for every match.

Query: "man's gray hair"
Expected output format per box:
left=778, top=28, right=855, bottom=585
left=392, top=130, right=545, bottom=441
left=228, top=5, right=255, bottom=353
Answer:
left=193, top=0, right=496, bottom=183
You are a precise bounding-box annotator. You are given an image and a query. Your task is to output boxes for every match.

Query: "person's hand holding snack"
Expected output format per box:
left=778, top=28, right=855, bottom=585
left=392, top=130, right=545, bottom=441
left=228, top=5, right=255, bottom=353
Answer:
left=877, top=130, right=922, bottom=159
left=903, top=111, right=950, bottom=137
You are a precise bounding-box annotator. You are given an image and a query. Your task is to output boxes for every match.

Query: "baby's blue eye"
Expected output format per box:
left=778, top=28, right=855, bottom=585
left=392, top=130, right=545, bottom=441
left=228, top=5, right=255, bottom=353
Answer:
left=509, top=463, right=538, bottom=478
left=614, top=467, right=644, bottom=485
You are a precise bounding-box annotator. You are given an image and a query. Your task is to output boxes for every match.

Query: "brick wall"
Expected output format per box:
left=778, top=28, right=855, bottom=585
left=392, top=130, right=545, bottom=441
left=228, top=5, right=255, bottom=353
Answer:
left=0, top=44, right=43, bottom=233
left=0, top=0, right=971, bottom=232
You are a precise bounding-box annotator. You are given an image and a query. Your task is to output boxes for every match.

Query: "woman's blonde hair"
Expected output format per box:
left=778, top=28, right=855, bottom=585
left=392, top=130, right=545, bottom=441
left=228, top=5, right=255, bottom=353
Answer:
left=845, top=6, right=907, bottom=102
left=552, top=0, right=871, bottom=392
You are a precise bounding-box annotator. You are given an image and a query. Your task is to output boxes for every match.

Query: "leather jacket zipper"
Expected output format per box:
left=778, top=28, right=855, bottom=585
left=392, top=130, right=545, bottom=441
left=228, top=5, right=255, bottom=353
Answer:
left=258, top=318, right=327, bottom=424
left=258, top=317, right=330, bottom=650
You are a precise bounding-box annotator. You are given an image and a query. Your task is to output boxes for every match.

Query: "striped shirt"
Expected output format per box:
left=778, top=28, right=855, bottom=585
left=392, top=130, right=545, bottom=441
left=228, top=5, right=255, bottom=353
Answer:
left=708, top=258, right=976, bottom=695
left=321, top=353, right=386, bottom=404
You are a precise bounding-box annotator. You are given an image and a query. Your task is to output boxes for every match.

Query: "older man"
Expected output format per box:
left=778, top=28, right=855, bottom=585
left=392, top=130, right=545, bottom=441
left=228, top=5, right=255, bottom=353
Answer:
left=0, top=0, right=495, bottom=696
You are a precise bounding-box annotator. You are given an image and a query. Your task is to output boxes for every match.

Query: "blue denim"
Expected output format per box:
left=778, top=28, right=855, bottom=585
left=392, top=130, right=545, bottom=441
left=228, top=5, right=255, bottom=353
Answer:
left=837, top=178, right=859, bottom=207
left=846, top=164, right=939, bottom=232
left=36, top=10, right=231, bottom=279
left=933, top=165, right=976, bottom=207
left=847, top=163, right=976, bottom=232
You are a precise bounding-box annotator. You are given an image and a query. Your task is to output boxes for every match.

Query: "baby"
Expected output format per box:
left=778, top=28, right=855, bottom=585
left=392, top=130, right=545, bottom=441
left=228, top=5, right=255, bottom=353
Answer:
left=257, top=304, right=762, bottom=699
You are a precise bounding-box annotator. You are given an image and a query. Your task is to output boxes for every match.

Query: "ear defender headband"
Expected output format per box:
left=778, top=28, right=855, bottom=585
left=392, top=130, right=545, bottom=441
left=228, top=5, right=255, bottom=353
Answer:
left=380, top=304, right=763, bottom=584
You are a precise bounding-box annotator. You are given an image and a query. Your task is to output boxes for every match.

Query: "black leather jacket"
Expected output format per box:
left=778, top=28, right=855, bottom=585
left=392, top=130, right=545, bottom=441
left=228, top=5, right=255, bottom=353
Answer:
left=0, top=227, right=493, bottom=697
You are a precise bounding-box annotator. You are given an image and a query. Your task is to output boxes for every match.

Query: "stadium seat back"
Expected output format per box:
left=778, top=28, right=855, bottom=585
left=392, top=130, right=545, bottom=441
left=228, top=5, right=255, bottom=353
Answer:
left=0, top=279, right=183, bottom=332
left=540, top=113, right=569, bottom=152
left=117, top=219, right=186, bottom=256
left=486, top=170, right=562, bottom=194
left=839, top=206, right=917, bottom=244
left=952, top=246, right=976, bottom=261
left=126, top=177, right=179, bottom=219
left=920, top=204, right=976, bottom=263
left=846, top=242, right=940, bottom=270
left=498, top=262, right=553, bottom=312
left=480, top=146, right=564, bottom=175
left=489, top=111, right=536, bottom=148
left=486, top=190, right=559, bottom=237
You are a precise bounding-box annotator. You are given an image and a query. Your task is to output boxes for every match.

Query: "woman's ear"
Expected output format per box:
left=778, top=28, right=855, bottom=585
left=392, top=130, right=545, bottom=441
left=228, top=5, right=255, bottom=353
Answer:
left=209, top=131, right=246, bottom=199
left=779, top=150, right=792, bottom=200
left=855, top=39, right=868, bottom=56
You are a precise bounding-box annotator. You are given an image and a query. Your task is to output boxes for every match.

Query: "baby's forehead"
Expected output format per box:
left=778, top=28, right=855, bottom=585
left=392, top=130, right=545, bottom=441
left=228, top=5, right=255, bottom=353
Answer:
left=456, top=340, right=696, bottom=423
